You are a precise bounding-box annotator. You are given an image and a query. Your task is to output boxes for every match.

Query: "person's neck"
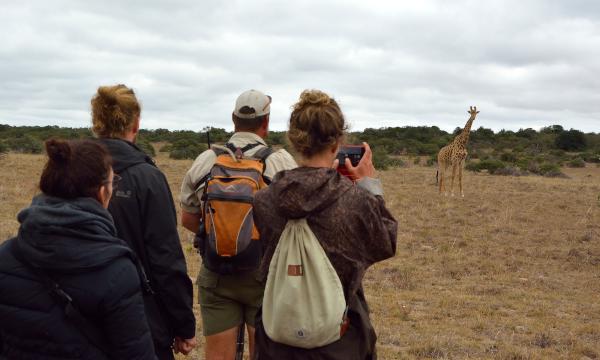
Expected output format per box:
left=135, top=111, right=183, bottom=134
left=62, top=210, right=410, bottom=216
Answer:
left=122, top=132, right=136, bottom=143
left=301, top=154, right=335, bottom=168
left=234, top=128, right=265, bottom=139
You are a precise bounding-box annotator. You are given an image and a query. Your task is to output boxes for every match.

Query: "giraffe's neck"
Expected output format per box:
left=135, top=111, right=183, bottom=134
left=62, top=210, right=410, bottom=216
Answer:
left=454, top=116, right=475, bottom=148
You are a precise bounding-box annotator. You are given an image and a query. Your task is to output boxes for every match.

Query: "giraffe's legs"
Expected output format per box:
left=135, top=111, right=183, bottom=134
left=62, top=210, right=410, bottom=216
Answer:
left=450, top=163, right=457, bottom=196
left=459, top=161, right=464, bottom=197
left=438, top=167, right=444, bottom=194
left=440, top=164, right=450, bottom=195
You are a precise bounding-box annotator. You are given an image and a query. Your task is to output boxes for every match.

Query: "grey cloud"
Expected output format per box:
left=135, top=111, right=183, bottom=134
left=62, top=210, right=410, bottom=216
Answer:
left=0, top=0, right=598, bottom=133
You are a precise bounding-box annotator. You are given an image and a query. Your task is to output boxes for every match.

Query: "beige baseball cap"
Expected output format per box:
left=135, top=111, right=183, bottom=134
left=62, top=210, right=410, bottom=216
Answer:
left=233, top=89, right=272, bottom=119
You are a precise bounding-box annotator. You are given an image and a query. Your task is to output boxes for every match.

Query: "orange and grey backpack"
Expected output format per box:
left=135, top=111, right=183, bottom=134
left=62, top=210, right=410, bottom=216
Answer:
left=194, top=142, right=273, bottom=274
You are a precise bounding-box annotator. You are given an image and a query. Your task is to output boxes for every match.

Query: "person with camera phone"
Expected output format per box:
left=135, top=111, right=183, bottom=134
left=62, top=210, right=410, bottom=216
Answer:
left=252, top=89, right=398, bottom=359
left=336, top=144, right=366, bottom=182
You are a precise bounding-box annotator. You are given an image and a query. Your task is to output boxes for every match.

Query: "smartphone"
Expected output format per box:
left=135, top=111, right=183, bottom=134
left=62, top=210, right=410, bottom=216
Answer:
left=336, top=145, right=365, bottom=181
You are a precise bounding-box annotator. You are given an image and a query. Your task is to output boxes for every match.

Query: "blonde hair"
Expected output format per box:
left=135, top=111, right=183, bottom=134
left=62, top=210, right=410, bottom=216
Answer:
left=287, top=89, right=347, bottom=158
left=91, top=84, right=141, bottom=138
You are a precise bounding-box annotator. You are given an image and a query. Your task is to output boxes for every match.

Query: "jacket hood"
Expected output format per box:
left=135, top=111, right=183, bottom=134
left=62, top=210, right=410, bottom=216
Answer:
left=269, top=167, right=353, bottom=219
left=16, top=194, right=132, bottom=271
left=99, top=138, right=153, bottom=173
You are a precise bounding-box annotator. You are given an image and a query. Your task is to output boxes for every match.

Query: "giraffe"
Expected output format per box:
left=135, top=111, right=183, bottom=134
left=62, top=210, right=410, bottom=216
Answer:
left=437, top=106, right=479, bottom=197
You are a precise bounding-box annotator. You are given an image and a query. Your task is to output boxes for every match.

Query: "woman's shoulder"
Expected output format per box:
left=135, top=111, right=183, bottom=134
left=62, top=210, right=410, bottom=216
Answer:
left=102, top=257, right=139, bottom=286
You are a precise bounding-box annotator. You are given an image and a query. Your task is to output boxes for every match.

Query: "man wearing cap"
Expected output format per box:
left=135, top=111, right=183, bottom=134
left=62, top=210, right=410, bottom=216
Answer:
left=180, top=89, right=297, bottom=359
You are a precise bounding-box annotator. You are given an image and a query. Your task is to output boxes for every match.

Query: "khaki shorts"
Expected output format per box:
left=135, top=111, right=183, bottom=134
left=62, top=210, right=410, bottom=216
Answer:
left=197, top=265, right=264, bottom=336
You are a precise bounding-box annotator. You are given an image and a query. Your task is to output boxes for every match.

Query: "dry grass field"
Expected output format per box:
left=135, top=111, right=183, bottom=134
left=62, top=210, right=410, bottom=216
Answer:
left=1, top=151, right=599, bottom=359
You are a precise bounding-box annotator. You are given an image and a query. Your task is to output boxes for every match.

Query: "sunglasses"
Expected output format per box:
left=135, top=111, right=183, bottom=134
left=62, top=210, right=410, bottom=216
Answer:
left=104, top=174, right=122, bottom=189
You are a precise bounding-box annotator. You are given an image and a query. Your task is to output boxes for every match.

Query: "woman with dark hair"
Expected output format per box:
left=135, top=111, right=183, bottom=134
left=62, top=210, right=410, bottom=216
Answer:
left=0, top=139, right=157, bottom=359
left=253, top=90, right=398, bottom=359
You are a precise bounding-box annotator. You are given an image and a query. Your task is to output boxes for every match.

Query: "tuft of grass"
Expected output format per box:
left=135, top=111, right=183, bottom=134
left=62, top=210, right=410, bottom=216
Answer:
left=532, top=333, right=554, bottom=349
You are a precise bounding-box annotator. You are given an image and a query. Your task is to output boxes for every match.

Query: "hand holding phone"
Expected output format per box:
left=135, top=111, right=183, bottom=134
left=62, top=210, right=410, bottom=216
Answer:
left=336, top=142, right=375, bottom=181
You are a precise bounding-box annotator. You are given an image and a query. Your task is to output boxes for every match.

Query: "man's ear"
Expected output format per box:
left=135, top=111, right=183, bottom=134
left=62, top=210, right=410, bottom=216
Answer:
left=261, top=114, right=270, bottom=131
left=132, top=116, right=140, bottom=135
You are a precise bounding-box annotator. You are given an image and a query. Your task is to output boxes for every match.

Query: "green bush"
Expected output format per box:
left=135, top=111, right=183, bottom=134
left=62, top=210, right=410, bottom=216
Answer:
left=465, top=161, right=480, bottom=172
left=567, top=158, right=585, bottom=168
left=372, top=147, right=404, bottom=170
left=555, top=129, right=587, bottom=151
left=413, top=157, right=421, bottom=165
left=500, top=152, right=517, bottom=163
left=136, top=138, right=156, bottom=157
left=6, top=136, right=42, bottom=154
left=581, top=152, right=600, bottom=163
left=159, top=144, right=173, bottom=152
left=169, top=139, right=208, bottom=160
left=549, top=149, right=566, bottom=157
left=538, top=162, right=562, bottom=177
left=0, top=141, right=7, bottom=154
left=515, top=157, right=533, bottom=171
left=416, top=143, right=439, bottom=155
left=478, top=159, right=506, bottom=174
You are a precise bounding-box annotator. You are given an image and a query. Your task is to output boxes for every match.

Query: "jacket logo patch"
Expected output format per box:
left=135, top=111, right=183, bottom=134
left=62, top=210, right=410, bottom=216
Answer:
left=115, top=190, right=132, bottom=198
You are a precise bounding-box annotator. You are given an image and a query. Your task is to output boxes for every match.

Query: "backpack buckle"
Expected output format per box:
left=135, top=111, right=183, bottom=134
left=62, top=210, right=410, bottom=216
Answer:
left=234, top=147, right=244, bottom=160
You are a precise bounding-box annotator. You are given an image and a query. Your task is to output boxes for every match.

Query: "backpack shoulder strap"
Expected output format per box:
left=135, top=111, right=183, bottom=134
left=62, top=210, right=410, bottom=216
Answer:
left=9, top=239, right=111, bottom=355
left=193, top=148, right=224, bottom=191
left=253, top=146, right=274, bottom=161
left=240, top=142, right=262, bottom=153
left=253, top=146, right=274, bottom=184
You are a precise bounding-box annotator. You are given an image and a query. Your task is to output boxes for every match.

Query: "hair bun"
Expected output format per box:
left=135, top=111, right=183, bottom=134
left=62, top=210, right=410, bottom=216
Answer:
left=97, top=86, right=119, bottom=106
left=45, top=139, right=71, bottom=164
left=295, top=89, right=333, bottom=110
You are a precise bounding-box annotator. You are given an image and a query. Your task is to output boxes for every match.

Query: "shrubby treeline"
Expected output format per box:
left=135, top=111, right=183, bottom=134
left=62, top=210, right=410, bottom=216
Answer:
left=0, top=124, right=158, bottom=157
left=1, top=124, right=598, bottom=173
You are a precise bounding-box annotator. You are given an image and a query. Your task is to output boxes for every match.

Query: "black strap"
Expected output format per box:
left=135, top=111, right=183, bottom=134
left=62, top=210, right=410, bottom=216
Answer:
left=230, top=142, right=262, bottom=153
left=222, top=142, right=261, bottom=156
left=131, top=252, right=155, bottom=296
left=253, top=146, right=274, bottom=185
left=10, top=240, right=111, bottom=355
left=235, top=323, right=245, bottom=360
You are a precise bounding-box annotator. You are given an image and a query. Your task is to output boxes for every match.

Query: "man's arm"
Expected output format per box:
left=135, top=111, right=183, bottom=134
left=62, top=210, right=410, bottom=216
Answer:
left=179, top=150, right=215, bottom=233
left=181, top=211, right=201, bottom=233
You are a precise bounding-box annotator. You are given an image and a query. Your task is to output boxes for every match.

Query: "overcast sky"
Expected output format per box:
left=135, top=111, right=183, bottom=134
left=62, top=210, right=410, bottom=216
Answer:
left=1, top=0, right=598, bottom=133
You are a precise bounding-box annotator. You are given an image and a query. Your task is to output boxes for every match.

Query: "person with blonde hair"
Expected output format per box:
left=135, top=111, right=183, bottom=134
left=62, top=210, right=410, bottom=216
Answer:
left=253, top=89, right=398, bottom=359
left=91, top=84, right=196, bottom=359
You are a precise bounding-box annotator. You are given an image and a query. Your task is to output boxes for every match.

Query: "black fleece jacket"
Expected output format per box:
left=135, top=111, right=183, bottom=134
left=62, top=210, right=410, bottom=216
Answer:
left=99, top=138, right=195, bottom=347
